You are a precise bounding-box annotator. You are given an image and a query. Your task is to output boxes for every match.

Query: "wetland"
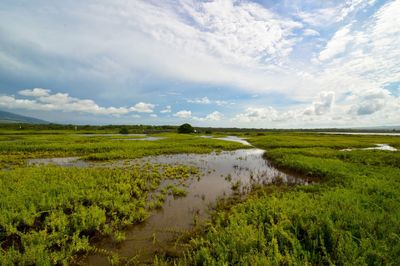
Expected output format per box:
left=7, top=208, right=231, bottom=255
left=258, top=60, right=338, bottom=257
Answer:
left=1, top=129, right=400, bottom=265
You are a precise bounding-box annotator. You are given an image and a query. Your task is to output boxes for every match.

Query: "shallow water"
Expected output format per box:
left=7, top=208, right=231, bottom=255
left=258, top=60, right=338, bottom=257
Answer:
left=77, top=133, right=147, bottom=137
left=112, top=137, right=166, bottom=141
left=214, top=136, right=252, bottom=146
left=86, top=149, right=307, bottom=264
left=27, top=157, right=89, bottom=167
left=341, top=144, right=397, bottom=151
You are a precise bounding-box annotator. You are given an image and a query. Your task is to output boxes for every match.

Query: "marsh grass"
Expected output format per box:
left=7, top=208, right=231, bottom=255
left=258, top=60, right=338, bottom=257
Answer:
left=0, top=161, right=199, bottom=264
left=168, top=132, right=400, bottom=265
left=0, top=132, right=246, bottom=169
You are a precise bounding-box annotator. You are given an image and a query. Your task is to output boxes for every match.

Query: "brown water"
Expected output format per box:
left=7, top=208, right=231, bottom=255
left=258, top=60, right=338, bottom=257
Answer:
left=85, top=149, right=307, bottom=265
left=112, top=137, right=166, bottom=141
left=27, top=157, right=89, bottom=167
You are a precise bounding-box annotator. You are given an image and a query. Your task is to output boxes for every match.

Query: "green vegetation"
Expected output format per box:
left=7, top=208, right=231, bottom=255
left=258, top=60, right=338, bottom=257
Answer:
left=118, top=127, right=129, bottom=134
left=0, top=163, right=197, bottom=265
left=2, top=129, right=400, bottom=265
left=173, top=132, right=400, bottom=265
left=178, top=123, right=195, bottom=134
left=0, top=132, right=245, bottom=168
left=0, top=131, right=245, bottom=264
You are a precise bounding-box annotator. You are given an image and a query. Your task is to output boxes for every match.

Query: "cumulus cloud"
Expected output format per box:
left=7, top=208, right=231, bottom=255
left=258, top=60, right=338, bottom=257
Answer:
left=194, top=111, right=224, bottom=122
left=19, top=88, right=50, bottom=97
left=233, top=107, right=278, bottom=123
left=348, top=89, right=389, bottom=115
left=160, top=105, right=172, bottom=113
left=234, top=91, right=337, bottom=124
left=0, top=88, right=154, bottom=115
left=172, top=110, right=224, bottom=122
left=129, top=102, right=155, bottom=113
left=174, top=110, right=192, bottom=118
left=303, top=91, right=335, bottom=115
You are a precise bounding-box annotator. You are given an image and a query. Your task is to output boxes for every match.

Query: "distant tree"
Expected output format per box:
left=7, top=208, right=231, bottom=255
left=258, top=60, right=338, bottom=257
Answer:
left=119, top=127, right=129, bottom=134
left=178, top=123, right=194, bottom=134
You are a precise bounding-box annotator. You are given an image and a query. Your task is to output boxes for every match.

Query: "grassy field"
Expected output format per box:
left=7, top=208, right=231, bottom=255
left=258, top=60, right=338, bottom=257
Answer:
left=1, top=130, right=400, bottom=265
left=0, top=131, right=245, bottom=265
left=0, top=132, right=242, bottom=169
left=174, top=133, right=400, bottom=265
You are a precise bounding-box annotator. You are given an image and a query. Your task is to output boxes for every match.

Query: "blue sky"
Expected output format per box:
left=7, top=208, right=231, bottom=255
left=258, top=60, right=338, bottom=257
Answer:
left=0, top=0, right=399, bottom=127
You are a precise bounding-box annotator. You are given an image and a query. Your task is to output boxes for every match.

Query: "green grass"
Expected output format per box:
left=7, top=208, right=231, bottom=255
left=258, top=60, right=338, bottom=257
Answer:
left=0, top=132, right=245, bottom=168
left=172, top=132, right=400, bottom=265
left=0, top=131, right=247, bottom=264
left=2, top=130, right=400, bottom=265
left=0, top=163, right=200, bottom=265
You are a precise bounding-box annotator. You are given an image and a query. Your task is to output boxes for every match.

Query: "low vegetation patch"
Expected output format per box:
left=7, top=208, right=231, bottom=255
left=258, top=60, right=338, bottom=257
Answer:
left=0, top=163, right=198, bottom=264
left=170, top=133, right=400, bottom=265
left=0, top=132, right=246, bottom=168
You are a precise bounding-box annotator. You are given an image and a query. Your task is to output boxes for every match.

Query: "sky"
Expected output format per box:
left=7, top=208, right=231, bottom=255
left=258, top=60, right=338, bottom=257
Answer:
left=0, top=0, right=399, bottom=128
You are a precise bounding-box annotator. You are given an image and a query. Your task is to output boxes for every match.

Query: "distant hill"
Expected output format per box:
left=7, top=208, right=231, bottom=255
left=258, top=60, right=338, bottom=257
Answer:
left=0, top=110, right=49, bottom=124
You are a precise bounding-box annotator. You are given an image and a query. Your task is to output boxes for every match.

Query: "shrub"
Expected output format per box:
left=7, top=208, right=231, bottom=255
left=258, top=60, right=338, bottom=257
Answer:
left=119, top=127, right=129, bottom=134
left=177, top=123, right=194, bottom=134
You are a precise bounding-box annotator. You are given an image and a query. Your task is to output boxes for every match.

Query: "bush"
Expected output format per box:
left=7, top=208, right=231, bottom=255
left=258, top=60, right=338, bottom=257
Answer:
left=119, top=127, right=129, bottom=134
left=177, top=123, right=194, bottom=134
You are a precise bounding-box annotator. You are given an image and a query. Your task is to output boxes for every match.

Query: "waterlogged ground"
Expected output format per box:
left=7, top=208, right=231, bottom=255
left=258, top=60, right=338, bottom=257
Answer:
left=0, top=133, right=253, bottom=264
left=3, top=130, right=399, bottom=265
left=24, top=140, right=307, bottom=264
left=87, top=149, right=306, bottom=264
left=176, top=132, right=400, bottom=265
left=340, top=143, right=397, bottom=151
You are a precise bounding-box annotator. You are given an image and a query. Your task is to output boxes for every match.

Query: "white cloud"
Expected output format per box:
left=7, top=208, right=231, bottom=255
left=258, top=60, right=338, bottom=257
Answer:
left=188, top=97, right=211, bottom=104
left=297, top=0, right=375, bottom=26
left=297, top=7, right=338, bottom=26
left=348, top=89, right=389, bottom=115
left=129, top=102, right=155, bottom=113
left=150, top=114, right=158, bottom=118
left=160, top=105, right=172, bottom=113
left=19, top=88, right=50, bottom=97
left=233, top=107, right=278, bottom=123
left=205, top=111, right=223, bottom=121
left=215, top=100, right=230, bottom=106
left=303, top=29, right=320, bottom=37
left=0, top=1, right=399, bottom=128
left=194, top=111, right=224, bottom=122
left=0, top=0, right=308, bottom=97
left=174, top=110, right=192, bottom=118
left=187, top=97, right=231, bottom=106
left=178, top=0, right=302, bottom=65
left=303, top=91, right=335, bottom=115
left=318, top=25, right=353, bottom=61
left=0, top=88, right=154, bottom=116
